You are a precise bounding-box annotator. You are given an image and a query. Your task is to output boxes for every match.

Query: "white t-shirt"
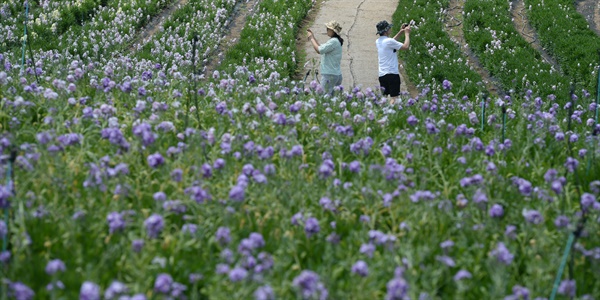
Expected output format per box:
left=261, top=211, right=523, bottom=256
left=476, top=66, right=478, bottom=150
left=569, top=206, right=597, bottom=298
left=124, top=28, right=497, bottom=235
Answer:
left=376, top=36, right=403, bottom=77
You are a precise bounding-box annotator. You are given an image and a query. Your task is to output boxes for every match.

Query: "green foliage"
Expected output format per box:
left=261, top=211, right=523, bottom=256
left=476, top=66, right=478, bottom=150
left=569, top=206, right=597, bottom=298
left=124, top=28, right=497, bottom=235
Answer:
left=524, top=0, right=600, bottom=93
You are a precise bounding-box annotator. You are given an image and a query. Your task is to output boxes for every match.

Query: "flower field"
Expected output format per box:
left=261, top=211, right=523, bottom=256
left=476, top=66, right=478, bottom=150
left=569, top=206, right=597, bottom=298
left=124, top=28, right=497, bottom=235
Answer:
left=1, top=0, right=600, bottom=299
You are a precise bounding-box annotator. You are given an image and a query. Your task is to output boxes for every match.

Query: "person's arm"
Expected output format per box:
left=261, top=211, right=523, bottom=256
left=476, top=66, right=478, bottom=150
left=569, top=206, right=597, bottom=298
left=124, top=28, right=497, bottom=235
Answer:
left=399, top=26, right=410, bottom=50
left=307, top=29, right=321, bottom=54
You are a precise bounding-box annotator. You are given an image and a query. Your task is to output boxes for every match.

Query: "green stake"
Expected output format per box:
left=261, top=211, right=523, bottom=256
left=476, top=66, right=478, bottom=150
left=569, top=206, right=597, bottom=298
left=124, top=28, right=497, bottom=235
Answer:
left=502, top=106, right=506, bottom=142
left=480, top=93, right=487, bottom=132
left=20, top=2, right=29, bottom=72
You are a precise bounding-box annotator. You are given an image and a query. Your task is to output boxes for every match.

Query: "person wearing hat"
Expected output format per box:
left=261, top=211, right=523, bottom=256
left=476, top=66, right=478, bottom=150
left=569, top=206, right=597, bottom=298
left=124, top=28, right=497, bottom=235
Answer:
left=375, top=20, right=411, bottom=101
left=307, top=21, right=344, bottom=95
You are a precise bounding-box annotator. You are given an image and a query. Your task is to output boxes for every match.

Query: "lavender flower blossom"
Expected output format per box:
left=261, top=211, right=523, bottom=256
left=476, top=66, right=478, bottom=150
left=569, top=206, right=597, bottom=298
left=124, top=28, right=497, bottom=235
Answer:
left=80, top=281, right=101, bottom=300
left=453, top=270, right=472, bottom=281
left=45, top=259, right=66, bottom=275
left=154, top=273, right=173, bottom=294
left=491, top=242, right=514, bottom=265
left=254, top=285, right=275, bottom=300
left=9, top=282, right=35, bottom=300
left=144, top=214, right=164, bottom=238
left=351, top=260, right=369, bottom=277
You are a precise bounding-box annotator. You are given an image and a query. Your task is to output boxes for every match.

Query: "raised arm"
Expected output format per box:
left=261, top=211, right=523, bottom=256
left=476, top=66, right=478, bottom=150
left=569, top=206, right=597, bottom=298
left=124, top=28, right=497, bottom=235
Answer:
left=307, top=29, right=321, bottom=54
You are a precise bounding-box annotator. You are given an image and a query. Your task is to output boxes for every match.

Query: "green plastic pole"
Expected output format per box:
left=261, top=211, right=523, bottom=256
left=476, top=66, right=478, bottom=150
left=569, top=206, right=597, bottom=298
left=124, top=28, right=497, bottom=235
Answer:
left=596, top=65, right=600, bottom=124
left=502, top=106, right=506, bottom=142
left=549, top=233, right=575, bottom=300
left=2, top=160, right=11, bottom=252
left=480, top=94, right=486, bottom=132
left=21, top=2, right=29, bottom=72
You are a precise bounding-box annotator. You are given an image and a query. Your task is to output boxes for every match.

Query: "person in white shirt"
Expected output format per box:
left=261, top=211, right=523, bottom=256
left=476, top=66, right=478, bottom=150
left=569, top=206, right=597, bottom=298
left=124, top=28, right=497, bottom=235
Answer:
left=375, top=20, right=411, bottom=101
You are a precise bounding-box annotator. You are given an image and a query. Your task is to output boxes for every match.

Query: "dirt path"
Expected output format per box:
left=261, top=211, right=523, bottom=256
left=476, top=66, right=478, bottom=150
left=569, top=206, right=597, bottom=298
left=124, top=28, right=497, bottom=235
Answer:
left=301, top=0, right=418, bottom=97
left=444, top=0, right=502, bottom=96
left=575, top=0, right=600, bottom=36
left=510, top=0, right=561, bottom=72
left=203, top=0, right=260, bottom=76
left=129, top=0, right=189, bottom=51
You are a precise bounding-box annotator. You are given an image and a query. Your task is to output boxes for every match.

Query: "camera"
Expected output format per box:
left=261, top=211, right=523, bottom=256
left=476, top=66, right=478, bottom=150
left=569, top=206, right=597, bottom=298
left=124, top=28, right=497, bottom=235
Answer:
left=401, top=23, right=409, bottom=29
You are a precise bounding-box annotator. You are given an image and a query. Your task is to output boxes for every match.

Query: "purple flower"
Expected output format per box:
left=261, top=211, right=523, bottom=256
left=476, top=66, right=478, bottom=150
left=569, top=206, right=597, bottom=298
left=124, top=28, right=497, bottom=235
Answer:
left=453, top=269, right=472, bottom=281
left=386, top=277, right=409, bottom=300
left=581, top=193, right=596, bottom=210
left=351, top=260, right=369, bottom=277
left=304, top=217, right=320, bottom=237
left=215, top=227, right=231, bottom=245
left=80, top=281, right=101, bottom=300
left=489, top=204, right=504, bottom=218
left=189, top=273, right=203, bottom=284
left=249, top=232, right=266, bottom=248
left=45, top=259, right=66, bottom=275
left=229, top=185, right=245, bottom=202
left=473, top=189, right=488, bottom=204
left=557, top=279, right=576, bottom=297
left=144, top=214, right=164, bottom=238
left=348, top=161, right=361, bottom=173
left=554, top=215, right=570, bottom=228
left=229, top=267, right=248, bottom=282
left=292, top=270, right=327, bottom=300
left=154, top=273, right=173, bottom=294
left=153, top=191, right=167, bottom=202
left=436, top=255, right=456, bottom=267
left=104, top=281, right=128, bottom=299
left=213, top=158, right=226, bottom=169
left=564, top=157, right=579, bottom=173
left=182, top=223, right=198, bottom=235
left=505, top=285, right=530, bottom=300
left=57, top=133, right=83, bottom=147
left=523, top=209, right=543, bottom=224
left=442, top=79, right=452, bottom=90
left=360, top=243, right=376, bottom=258
left=505, top=225, right=517, bottom=239
left=254, top=285, right=275, bottom=300
left=9, top=282, right=35, bottom=300
left=147, top=153, right=165, bottom=168
left=107, top=212, right=125, bottom=233
left=407, top=115, right=419, bottom=126
left=440, top=240, right=454, bottom=249
left=491, top=242, right=514, bottom=265
left=132, top=239, right=144, bottom=253
left=170, top=168, right=183, bottom=182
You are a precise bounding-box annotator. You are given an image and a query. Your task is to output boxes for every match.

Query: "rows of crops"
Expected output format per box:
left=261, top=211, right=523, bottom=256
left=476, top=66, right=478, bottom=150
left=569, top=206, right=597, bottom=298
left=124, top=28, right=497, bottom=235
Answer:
left=0, top=0, right=599, bottom=298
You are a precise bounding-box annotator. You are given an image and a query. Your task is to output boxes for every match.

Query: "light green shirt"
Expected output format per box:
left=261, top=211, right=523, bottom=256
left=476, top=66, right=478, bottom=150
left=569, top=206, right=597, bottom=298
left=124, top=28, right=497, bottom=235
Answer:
left=318, top=38, right=342, bottom=75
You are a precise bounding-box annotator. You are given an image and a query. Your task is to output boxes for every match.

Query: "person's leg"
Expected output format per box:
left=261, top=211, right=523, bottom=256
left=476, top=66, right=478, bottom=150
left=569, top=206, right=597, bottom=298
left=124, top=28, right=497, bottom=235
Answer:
left=321, top=74, right=335, bottom=95
left=379, top=76, right=390, bottom=96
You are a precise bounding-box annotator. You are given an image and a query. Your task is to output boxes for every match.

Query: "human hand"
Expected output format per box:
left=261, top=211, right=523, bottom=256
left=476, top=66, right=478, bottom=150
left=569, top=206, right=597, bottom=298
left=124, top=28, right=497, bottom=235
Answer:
left=307, top=29, right=314, bottom=40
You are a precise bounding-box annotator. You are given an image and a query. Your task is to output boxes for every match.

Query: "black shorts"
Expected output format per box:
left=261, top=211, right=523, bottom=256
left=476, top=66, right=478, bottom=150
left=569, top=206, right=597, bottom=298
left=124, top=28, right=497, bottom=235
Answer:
left=378, top=73, right=401, bottom=97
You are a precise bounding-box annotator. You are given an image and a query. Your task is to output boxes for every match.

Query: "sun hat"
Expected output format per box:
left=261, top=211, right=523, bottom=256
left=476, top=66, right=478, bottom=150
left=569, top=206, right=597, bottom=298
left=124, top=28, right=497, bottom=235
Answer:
left=325, top=21, right=342, bottom=34
left=376, top=20, right=392, bottom=35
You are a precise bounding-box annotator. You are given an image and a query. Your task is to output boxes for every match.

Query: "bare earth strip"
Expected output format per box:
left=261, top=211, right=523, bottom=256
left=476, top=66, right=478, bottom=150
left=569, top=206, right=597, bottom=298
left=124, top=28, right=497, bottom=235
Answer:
left=129, top=0, right=189, bottom=51
left=510, top=0, right=561, bottom=72
left=302, top=0, right=418, bottom=97
left=575, top=0, right=600, bottom=36
left=203, top=0, right=260, bottom=76
left=445, top=0, right=502, bottom=96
